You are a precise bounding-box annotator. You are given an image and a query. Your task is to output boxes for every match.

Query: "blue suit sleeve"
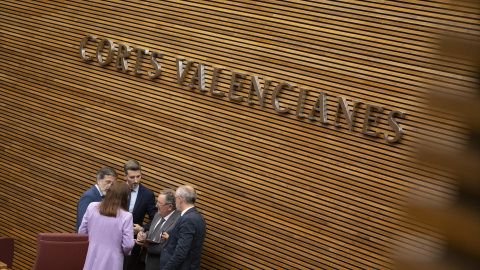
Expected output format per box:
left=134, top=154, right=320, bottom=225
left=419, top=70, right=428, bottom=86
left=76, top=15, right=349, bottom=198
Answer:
left=76, top=191, right=96, bottom=233
left=162, top=218, right=196, bottom=270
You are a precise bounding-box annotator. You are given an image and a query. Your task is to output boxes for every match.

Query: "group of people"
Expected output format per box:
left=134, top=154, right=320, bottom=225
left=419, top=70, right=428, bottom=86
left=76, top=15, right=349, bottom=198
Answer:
left=75, top=159, right=206, bottom=270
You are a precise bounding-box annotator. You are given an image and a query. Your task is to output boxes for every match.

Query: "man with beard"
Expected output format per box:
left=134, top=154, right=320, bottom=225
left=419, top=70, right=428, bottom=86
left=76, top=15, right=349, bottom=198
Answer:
left=76, top=166, right=118, bottom=233
left=123, top=159, right=157, bottom=270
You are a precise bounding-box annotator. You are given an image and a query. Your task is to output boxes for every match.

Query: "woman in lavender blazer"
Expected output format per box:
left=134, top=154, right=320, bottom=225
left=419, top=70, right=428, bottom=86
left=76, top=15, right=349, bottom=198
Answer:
left=79, top=182, right=135, bottom=270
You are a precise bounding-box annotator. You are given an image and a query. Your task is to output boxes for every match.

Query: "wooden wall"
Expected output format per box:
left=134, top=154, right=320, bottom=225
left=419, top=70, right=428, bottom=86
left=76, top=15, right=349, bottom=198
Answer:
left=1, top=0, right=479, bottom=269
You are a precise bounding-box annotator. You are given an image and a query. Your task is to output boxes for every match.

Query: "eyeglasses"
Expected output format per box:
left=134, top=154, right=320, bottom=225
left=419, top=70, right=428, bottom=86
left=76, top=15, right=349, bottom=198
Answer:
left=156, top=203, right=171, bottom=207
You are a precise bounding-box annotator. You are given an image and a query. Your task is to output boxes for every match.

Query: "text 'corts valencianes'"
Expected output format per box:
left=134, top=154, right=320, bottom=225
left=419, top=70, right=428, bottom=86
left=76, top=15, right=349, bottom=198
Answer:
left=79, top=34, right=406, bottom=143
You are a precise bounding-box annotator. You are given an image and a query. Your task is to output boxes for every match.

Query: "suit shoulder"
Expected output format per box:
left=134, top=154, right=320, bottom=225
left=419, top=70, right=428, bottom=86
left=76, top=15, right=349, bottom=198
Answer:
left=183, top=210, right=204, bottom=222
left=172, top=210, right=181, bottom=218
left=121, top=209, right=133, bottom=218
left=79, top=186, right=97, bottom=199
left=169, top=210, right=181, bottom=221
left=189, top=209, right=206, bottom=222
left=139, top=184, right=154, bottom=195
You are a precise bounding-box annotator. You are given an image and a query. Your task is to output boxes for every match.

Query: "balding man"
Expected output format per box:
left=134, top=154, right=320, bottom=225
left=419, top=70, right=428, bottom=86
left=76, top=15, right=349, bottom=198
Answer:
left=159, top=185, right=206, bottom=270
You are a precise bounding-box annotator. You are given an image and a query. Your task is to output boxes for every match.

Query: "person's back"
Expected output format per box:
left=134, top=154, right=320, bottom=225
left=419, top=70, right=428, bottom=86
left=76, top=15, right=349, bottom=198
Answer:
left=180, top=208, right=206, bottom=268
left=81, top=202, right=134, bottom=269
left=79, top=182, right=134, bottom=270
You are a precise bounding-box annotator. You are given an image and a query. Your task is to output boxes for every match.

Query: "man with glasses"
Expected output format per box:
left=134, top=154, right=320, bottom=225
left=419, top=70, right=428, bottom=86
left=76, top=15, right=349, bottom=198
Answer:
left=75, top=166, right=118, bottom=233
left=135, top=189, right=180, bottom=270
left=123, top=159, right=157, bottom=270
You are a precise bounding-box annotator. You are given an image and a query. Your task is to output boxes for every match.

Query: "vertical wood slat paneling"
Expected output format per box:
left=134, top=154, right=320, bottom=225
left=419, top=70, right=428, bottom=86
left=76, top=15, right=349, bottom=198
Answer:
left=1, top=0, right=478, bottom=269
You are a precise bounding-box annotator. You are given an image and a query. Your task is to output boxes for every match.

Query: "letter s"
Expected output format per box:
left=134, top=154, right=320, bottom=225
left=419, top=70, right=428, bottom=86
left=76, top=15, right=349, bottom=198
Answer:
left=384, top=110, right=406, bottom=143
left=148, top=51, right=163, bottom=79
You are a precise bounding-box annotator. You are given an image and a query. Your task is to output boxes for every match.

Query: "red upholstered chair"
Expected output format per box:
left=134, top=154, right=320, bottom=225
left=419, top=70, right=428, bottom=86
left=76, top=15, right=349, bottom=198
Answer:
left=32, top=233, right=89, bottom=270
left=0, top=236, right=14, bottom=268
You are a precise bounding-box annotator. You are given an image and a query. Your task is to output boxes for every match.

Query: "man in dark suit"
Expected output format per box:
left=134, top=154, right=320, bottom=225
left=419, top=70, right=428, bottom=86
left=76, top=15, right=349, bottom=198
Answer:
left=135, top=189, right=181, bottom=270
left=159, top=185, right=206, bottom=270
left=75, top=166, right=117, bottom=233
left=123, top=159, right=158, bottom=270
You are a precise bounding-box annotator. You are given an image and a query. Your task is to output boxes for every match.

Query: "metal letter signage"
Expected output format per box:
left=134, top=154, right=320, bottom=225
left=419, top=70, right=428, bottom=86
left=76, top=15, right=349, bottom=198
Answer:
left=79, top=35, right=406, bottom=143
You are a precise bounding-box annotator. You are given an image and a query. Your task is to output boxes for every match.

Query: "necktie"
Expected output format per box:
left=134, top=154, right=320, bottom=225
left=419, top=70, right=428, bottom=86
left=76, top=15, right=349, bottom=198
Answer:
left=153, top=218, right=165, bottom=231
left=152, top=218, right=166, bottom=242
left=159, top=218, right=166, bottom=228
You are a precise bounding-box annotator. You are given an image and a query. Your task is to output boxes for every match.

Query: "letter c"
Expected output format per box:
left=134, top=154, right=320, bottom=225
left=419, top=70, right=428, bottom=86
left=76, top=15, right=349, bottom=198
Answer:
left=79, top=35, right=96, bottom=62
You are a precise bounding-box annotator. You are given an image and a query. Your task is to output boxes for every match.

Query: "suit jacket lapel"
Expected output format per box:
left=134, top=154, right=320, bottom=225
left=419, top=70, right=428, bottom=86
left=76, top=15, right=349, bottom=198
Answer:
left=93, top=185, right=102, bottom=200
left=147, top=214, right=163, bottom=239
left=161, top=211, right=179, bottom=232
left=132, top=184, right=143, bottom=214
left=149, top=211, right=180, bottom=242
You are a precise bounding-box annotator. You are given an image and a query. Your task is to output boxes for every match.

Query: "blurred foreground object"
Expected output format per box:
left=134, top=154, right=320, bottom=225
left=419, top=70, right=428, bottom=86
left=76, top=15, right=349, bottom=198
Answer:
left=397, top=7, right=480, bottom=269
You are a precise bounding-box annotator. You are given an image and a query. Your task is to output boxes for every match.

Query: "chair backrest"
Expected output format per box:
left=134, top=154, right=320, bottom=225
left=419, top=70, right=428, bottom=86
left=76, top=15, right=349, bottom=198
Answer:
left=32, top=233, right=89, bottom=270
left=0, top=237, right=14, bottom=268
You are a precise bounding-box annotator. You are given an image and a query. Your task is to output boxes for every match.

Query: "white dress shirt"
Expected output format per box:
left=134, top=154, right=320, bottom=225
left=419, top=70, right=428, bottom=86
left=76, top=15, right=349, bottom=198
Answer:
left=181, top=206, right=194, bottom=216
left=95, top=184, right=105, bottom=197
left=129, top=185, right=140, bottom=213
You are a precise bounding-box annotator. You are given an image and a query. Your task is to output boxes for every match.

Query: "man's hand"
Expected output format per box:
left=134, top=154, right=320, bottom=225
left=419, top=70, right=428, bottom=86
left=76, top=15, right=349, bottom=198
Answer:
left=133, top=224, right=143, bottom=235
left=161, top=232, right=169, bottom=242
left=134, top=239, right=148, bottom=248
left=136, top=231, right=146, bottom=242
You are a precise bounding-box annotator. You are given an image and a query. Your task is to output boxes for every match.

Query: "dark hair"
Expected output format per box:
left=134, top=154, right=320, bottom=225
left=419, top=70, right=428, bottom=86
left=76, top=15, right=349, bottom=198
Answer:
left=99, top=182, right=130, bottom=217
left=160, top=189, right=176, bottom=210
left=124, top=159, right=141, bottom=174
left=96, top=166, right=118, bottom=181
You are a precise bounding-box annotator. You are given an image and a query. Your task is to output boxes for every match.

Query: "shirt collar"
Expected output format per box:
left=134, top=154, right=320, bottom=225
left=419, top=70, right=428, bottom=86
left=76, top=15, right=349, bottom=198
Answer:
left=181, top=206, right=194, bottom=216
left=131, top=185, right=140, bottom=192
left=95, top=184, right=106, bottom=196
left=163, top=210, right=176, bottom=221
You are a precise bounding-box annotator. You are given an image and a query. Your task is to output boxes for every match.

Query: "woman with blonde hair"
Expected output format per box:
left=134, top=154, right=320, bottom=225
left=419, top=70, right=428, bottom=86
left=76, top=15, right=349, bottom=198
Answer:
left=79, top=182, right=134, bottom=270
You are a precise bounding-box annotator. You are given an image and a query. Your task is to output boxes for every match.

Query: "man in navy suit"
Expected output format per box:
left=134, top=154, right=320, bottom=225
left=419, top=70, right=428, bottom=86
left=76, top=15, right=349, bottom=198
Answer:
left=123, top=159, right=158, bottom=270
left=159, top=185, right=206, bottom=270
left=75, top=166, right=118, bottom=233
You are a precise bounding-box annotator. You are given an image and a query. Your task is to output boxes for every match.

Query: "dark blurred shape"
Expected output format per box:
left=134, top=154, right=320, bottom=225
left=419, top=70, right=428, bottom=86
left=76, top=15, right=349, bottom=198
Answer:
left=396, top=6, right=480, bottom=268
left=0, top=236, right=14, bottom=268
